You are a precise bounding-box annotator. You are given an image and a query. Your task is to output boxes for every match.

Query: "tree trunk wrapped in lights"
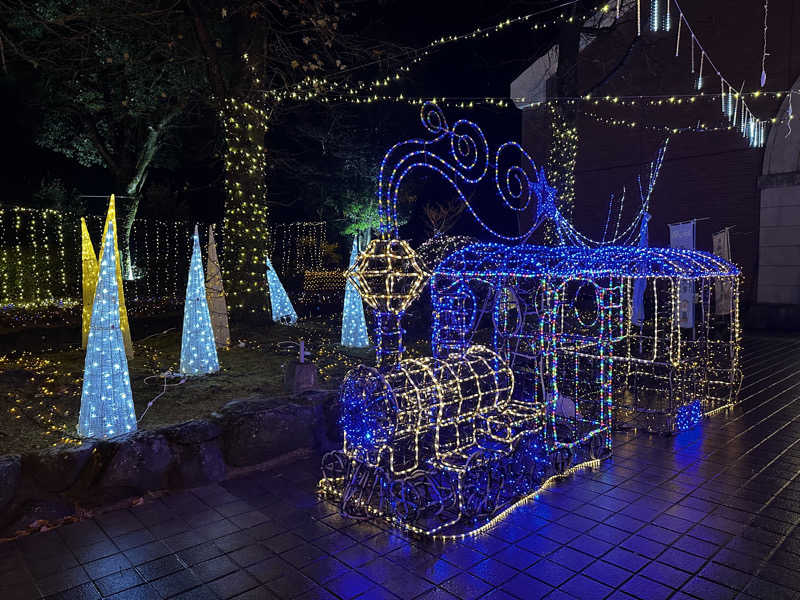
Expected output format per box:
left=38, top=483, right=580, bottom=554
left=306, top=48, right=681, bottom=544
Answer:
left=221, top=98, right=270, bottom=313
left=78, top=223, right=137, bottom=439
left=99, top=195, right=133, bottom=357
left=341, top=237, right=370, bottom=348
left=181, top=226, right=220, bottom=376
left=80, top=218, right=99, bottom=349
left=544, top=105, right=577, bottom=244
left=205, top=224, right=231, bottom=347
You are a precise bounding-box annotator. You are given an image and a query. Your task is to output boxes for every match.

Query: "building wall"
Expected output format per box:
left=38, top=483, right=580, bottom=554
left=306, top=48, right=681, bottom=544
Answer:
left=520, top=0, right=800, bottom=307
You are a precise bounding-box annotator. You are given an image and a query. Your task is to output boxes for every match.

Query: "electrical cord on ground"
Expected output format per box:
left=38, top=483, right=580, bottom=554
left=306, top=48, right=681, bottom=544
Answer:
left=138, top=369, right=186, bottom=422
left=138, top=328, right=175, bottom=342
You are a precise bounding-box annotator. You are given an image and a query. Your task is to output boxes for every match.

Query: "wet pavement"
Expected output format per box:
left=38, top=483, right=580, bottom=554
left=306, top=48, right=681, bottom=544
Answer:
left=1, top=334, right=800, bottom=600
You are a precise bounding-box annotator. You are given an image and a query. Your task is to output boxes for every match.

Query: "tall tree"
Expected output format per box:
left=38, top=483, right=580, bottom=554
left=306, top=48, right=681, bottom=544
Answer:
left=266, top=103, right=416, bottom=251
left=0, top=0, right=203, bottom=276
left=187, top=0, right=401, bottom=312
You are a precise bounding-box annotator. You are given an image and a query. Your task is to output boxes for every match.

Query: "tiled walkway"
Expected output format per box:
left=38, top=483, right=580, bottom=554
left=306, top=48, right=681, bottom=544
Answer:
left=2, top=335, right=800, bottom=600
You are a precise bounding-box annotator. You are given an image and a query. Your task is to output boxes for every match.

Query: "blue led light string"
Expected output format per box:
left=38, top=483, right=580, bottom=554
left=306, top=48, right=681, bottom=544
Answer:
left=378, top=102, right=665, bottom=249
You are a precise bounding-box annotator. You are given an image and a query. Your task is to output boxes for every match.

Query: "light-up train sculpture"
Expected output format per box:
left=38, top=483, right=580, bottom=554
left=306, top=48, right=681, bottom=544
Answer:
left=319, top=103, right=741, bottom=537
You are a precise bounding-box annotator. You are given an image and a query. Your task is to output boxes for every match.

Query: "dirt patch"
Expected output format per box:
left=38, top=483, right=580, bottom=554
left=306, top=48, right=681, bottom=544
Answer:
left=0, top=315, right=376, bottom=455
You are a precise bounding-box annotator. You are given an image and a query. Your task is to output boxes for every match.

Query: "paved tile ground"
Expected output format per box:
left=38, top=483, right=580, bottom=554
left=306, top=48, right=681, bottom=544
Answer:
left=2, top=334, right=800, bottom=600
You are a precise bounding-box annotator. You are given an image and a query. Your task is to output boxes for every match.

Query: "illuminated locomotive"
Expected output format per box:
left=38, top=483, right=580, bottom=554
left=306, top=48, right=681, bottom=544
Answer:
left=319, top=104, right=740, bottom=536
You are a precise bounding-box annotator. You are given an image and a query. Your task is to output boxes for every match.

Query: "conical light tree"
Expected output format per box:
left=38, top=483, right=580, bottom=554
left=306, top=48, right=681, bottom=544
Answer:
left=81, top=218, right=99, bottom=349
left=99, top=195, right=133, bottom=357
left=78, top=223, right=137, bottom=439
left=266, top=256, right=297, bottom=324
left=205, top=224, right=230, bottom=347
left=181, top=226, right=220, bottom=375
left=341, top=237, right=369, bottom=347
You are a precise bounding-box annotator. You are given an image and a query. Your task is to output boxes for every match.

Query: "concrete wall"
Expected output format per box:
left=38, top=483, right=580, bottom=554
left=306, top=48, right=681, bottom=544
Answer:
left=758, top=185, right=800, bottom=304
left=518, top=0, right=800, bottom=309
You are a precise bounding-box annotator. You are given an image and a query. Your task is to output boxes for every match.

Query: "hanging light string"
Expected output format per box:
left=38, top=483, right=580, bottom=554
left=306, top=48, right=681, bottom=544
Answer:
left=261, top=0, right=622, bottom=103
left=553, top=142, right=667, bottom=248
left=671, top=0, right=764, bottom=146
left=258, top=1, right=769, bottom=149
left=262, top=0, right=768, bottom=149
left=321, top=88, right=794, bottom=109
left=582, top=108, right=787, bottom=141
left=761, top=0, right=769, bottom=87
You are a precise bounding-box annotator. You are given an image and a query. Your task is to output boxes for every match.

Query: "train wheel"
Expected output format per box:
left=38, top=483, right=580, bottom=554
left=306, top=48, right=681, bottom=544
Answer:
left=390, top=479, right=421, bottom=523
left=461, top=462, right=505, bottom=518
left=551, top=446, right=573, bottom=475
left=589, top=435, right=609, bottom=460
left=321, top=450, right=348, bottom=481
left=461, top=467, right=490, bottom=519
left=434, top=473, right=459, bottom=520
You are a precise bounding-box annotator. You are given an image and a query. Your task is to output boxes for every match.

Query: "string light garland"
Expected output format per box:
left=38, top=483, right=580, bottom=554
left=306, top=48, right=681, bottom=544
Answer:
left=264, top=1, right=626, bottom=105
left=77, top=223, right=137, bottom=439
left=180, top=226, right=220, bottom=376
left=300, top=0, right=776, bottom=151
left=669, top=0, right=765, bottom=147
left=317, top=90, right=778, bottom=148
left=323, top=88, right=796, bottom=110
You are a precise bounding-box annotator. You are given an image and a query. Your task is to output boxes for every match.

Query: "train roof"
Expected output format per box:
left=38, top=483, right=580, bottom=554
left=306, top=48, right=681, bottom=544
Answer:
left=433, top=242, right=740, bottom=280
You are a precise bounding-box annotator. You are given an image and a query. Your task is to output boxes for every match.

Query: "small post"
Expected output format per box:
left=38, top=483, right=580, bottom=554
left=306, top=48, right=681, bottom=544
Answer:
left=299, top=340, right=307, bottom=363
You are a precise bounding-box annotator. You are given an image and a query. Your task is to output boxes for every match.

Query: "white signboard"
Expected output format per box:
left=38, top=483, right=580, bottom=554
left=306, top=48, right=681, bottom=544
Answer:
left=669, top=220, right=696, bottom=329
left=712, top=228, right=732, bottom=315
left=632, top=213, right=651, bottom=325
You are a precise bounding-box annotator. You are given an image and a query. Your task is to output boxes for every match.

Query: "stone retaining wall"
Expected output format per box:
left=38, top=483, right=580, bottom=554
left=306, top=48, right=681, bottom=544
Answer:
left=0, top=390, right=341, bottom=536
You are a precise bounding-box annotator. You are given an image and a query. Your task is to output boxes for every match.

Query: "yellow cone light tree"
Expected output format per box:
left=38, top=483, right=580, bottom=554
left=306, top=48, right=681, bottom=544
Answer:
left=81, top=218, right=99, bottom=349
left=99, top=195, right=133, bottom=357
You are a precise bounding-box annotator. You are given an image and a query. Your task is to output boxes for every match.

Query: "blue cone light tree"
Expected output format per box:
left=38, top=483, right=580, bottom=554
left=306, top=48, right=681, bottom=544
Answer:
left=78, top=223, right=137, bottom=439
left=341, top=237, right=369, bottom=347
left=180, top=226, right=220, bottom=375
left=266, top=256, right=298, bottom=323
